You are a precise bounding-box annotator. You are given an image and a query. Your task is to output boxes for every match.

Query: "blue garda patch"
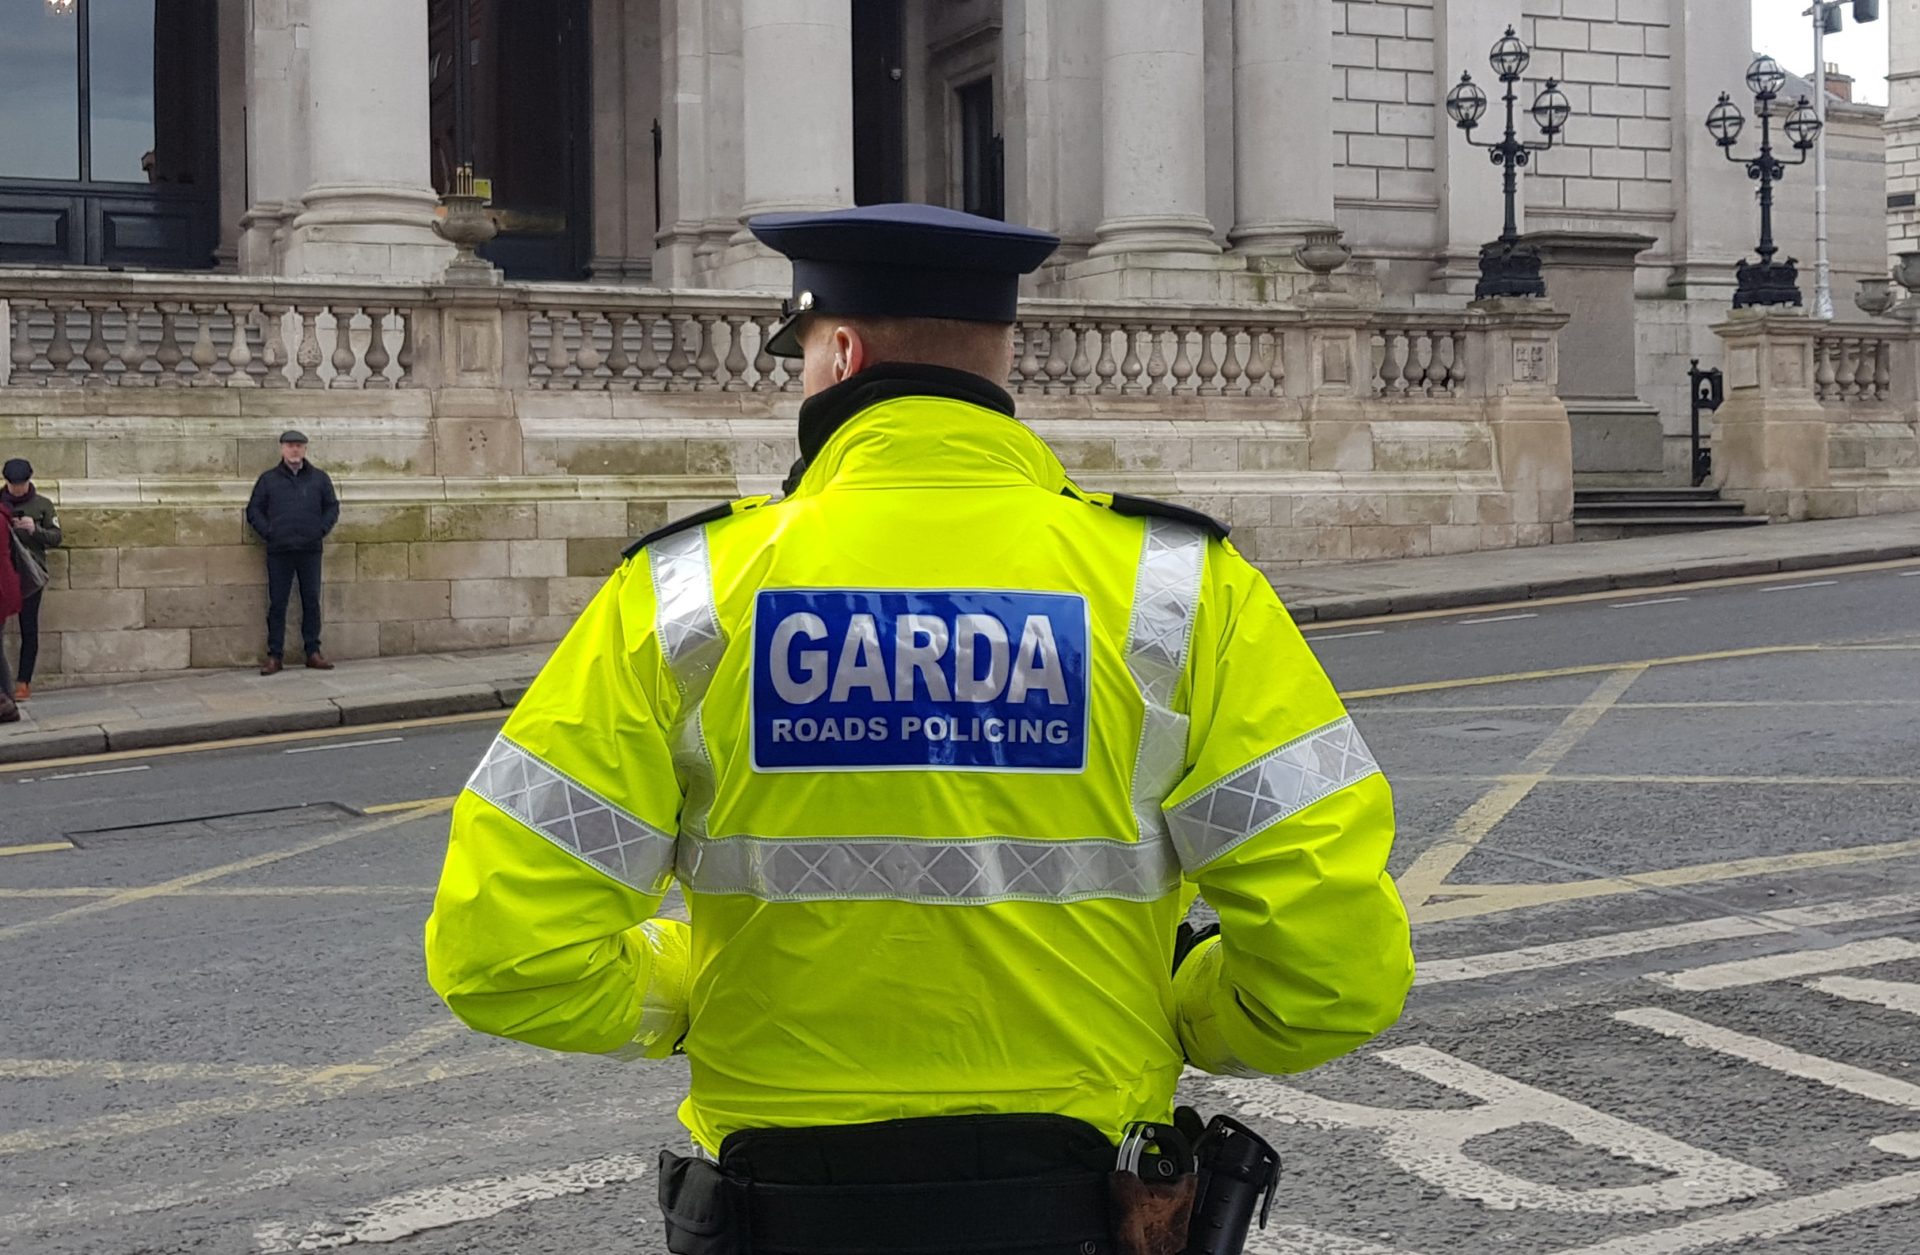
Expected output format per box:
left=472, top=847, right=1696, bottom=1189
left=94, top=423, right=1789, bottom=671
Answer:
left=751, top=589, right=1089, bottom=772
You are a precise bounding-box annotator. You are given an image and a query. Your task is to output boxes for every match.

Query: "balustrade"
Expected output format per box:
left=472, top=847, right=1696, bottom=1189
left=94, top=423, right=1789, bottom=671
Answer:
left=2, top=281, right=419, bottom=388
left=1814, top=330, right=1895, bottom=404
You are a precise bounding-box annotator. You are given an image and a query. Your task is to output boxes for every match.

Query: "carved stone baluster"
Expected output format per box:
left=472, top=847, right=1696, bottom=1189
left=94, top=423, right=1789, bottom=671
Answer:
left=292, top=306, right=324, bottom=388
left=225, top=303, right=258, bottom=387
left=1042, top=322, right=1070, bottom=395
left=1830, top=338, right=1852, bottom=400
left=1119, top=327, right=1145, bottom=395
left=576, top=312, right=607, bottom=390
left=189, top=304, right=220, bottom=385
left=80, top=302, right=111, bottom=386
left=1015, top=323, right=1042, bottom=393
left=155, top=302, right=186, bottom=387
left=394, top=308, right=417, bottom=388
left=1194, top=326, right=1222, bottom=396
left=544, top=310, right=575, bottom=389
left=1369, top=332, right=1388, bottom=396
left=9, top=300, right=40, bottom=384
left=1145, top=326, right=1171, bottom=395
left=695, top=314, right=723, bottom=390
left=1168, top=325, right=1195, bottom=395
left=359, top=307, right=391, bottom=388
left=665, top=314, right=694, bottom=388
left=1876, top=339, right=1893, bottom=400
left=1814, top=338, right=1837, bottom=400
left=326, top=305, right=358, bottom=387
left=1068, top=321, right=1094, bottom=394
left=751, top=315, right=778, bottom=392
left=1242, top=330, right=1271, bottom=398
left=1449, top=332, right=1468, bottom=395
left=1093, top=323, right=1119, bottom=395
left=1407, top=332, right=1433, bottom=396
left=634, top=313, right=664, bottom=391
left=722, top=315, right=751, bottom=392
left=118, top=302, right=152, bottom=386
left=1218, top=327, right=1246, bottom=396
left=604, top=312, right=633, bottom=389
left=1430, top=331, right=1455, bottom=395
left=45, top=300, right=76, bottom=386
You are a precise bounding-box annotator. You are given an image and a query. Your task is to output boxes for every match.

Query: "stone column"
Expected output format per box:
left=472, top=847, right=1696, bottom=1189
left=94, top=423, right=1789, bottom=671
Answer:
left=281, top=0, right=449, bottom=279
left=1228, top=0, right=1335, bottom=253
left=1088, top=0, right=1219, bottom=256
left=238, top=0, right=308, bottom=274
left=656, top=0, right=713, bottom=285
left=1667, top=0, right=1758, bottom=298
left=1430, top=0, right=1508, bottom=294
left=588, top=0, right=659, bottom=281
left=1888, top=0, right=1920, bottom=262
left=1710, top=312, right=1830, bottom=520
left=1002, top=0, right=1102, bottom=259
left=739, top=0, right=852, bottom=218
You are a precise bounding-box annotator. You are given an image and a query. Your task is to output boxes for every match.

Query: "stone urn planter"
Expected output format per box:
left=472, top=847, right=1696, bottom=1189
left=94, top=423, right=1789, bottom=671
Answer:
left=1293, top=229, right=1353, bottom=293
left=435, top=169, right=501, bottom=286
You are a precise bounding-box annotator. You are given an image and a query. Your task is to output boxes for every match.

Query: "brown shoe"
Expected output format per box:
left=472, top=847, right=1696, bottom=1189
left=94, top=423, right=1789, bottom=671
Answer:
left=12, top=683, right=27, bottom=701
left=305, top=652, right=335, bottom=671
left=260, top=656, right=284, bottom=676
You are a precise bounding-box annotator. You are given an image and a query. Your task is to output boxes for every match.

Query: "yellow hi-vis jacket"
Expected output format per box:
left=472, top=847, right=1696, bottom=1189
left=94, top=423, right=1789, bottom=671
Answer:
left=426, top=390, right=1413, bottom=1153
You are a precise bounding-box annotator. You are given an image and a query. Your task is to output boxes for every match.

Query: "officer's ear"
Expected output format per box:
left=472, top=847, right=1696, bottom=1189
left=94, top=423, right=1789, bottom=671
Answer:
left=831, top=324, right=868, bottom=384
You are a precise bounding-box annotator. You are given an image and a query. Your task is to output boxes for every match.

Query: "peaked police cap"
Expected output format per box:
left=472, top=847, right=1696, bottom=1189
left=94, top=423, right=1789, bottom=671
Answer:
left=748, top=204, right=1059, bottom=358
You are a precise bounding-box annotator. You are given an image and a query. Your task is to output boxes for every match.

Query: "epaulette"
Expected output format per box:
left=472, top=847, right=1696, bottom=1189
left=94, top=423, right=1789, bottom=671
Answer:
left=621, top=495, right=773, bottom=560
left=1061, top=485, right=1229, bottom=541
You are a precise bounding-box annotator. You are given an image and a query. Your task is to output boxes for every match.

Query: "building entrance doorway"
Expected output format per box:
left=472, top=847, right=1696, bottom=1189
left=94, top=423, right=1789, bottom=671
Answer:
left=428, top=0, right=591, bottom=280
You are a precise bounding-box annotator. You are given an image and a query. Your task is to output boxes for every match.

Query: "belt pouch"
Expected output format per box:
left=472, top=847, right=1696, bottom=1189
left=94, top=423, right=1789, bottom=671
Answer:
left=659, top=1149, right=754, bottom=1255
left=1108, top=1170, right=1196, bottom=1255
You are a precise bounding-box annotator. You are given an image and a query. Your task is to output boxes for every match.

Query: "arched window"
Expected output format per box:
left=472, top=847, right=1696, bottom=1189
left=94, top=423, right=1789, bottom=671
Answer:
left=0, top=0, right=219, bottom=268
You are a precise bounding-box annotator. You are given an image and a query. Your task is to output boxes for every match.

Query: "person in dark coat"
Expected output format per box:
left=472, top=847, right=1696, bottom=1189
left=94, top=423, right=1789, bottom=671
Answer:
left=245, top=431, right=339, bottom=675
left=0, top=495, right=23, bottom=722
left=4, top=458, right=61, bottom=700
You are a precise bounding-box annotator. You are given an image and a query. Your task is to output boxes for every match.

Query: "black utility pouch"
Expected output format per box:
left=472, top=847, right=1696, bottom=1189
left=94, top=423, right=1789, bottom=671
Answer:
left=658, top=1149, right=754, bottom=1255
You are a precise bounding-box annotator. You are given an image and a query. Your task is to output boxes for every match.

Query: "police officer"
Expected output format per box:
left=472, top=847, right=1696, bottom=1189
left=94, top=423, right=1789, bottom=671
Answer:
left=426, top=205, right=1412, bottom=1255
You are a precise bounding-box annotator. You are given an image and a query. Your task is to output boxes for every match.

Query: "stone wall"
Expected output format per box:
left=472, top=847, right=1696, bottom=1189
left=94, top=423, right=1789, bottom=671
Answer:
left=0, top=282, right=1573, bottom=681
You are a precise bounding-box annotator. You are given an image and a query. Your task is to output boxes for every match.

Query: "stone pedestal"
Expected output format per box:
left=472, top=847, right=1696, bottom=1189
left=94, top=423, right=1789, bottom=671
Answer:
left=1527, top=231, right=1665, bottom=476
left=282, top=0, right=450, bottom=279
left=1479, top=302, right=1577, bottom=541
left=1710, top=311, right=1830, bottom=519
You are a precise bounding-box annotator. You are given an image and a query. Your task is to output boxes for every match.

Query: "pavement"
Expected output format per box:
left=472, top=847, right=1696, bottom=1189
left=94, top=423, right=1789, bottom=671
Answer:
left=0, top=512, right=1915, bottom=766
left=3, top=555, right=1917, bottom=1252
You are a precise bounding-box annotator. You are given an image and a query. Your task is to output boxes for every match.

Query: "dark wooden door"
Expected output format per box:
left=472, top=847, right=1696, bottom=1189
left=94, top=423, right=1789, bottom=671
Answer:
left=852, top=0, right=906, bottom=206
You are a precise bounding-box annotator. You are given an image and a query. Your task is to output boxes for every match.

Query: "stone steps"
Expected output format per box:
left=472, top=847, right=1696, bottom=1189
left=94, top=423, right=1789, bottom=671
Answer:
left=1572, top=487, right=1768, bottom=541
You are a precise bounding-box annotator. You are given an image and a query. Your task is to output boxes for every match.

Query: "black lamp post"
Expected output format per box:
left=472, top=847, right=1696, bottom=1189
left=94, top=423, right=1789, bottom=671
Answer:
left=1445, top=26, right=1571, bottom=300
left=1707, top=55, right=1823, bottom=309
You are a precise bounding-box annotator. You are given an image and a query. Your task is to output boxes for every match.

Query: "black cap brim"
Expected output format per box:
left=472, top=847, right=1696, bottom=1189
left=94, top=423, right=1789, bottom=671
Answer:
left=765, top=311, right=804, bottom=359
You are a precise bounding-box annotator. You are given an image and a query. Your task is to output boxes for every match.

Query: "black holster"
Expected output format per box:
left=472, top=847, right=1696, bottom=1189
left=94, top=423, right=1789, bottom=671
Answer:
left=657, top=1114, right=1119, bottom=1255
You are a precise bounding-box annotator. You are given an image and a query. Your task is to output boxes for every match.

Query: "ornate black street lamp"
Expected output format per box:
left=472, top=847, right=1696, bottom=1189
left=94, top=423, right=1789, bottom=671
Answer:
left=1446, top=26, right=1571, bottom=300
left=1707, top=55, right=1823, bottom=309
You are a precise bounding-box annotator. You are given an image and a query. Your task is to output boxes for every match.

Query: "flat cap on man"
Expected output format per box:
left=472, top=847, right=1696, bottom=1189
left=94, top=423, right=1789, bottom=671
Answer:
left=748, top=204, right=1060, bottom=358
left=279, top=430, right=309, bottom=445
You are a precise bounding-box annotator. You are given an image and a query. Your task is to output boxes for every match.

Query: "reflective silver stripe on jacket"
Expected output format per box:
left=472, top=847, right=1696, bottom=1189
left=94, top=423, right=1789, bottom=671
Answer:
left=679, top=832, right=1181, bottom=905
left=649, top=525, right=726, bottom=840
left=1165, top=717, right=1382, bottom=870
left=465, top=735, right=676, bottom=894
left=1125, top=517, right=1208, bottom=842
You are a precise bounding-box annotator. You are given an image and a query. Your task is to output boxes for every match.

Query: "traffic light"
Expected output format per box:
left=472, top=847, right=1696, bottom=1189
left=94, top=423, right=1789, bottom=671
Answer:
left=1854, top=0, right=1880, bottom=22
left=1822, top=3, right=1845, bottom=34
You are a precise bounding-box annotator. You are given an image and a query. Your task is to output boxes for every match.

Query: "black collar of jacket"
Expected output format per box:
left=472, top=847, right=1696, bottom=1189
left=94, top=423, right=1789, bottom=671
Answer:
left=277, top=460, right=315, bottom=477
left=785, top=363, right=1017, bottom=494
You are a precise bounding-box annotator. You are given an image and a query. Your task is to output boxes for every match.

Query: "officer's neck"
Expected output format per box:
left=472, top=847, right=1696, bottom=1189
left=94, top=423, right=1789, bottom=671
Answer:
left=795, top=363, right=1015, bottom=472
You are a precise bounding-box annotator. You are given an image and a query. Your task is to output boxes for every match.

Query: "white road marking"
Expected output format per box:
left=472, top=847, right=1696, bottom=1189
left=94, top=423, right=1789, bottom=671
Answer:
left=1609, top=597, right=1690, bottom=609
left=1644, top=937, right=1920, bottom=991
left=1416, top=893, right=1920, bottom=985
left=1548, top=1169, right=1920, bottom=1255
left=19, top=764, right=150, bottom=783
left=1615, top=1007, right=1920, bottom=1111
left=1759, top=580, right=1840, bottom=593
left=283, top=736, right=406, bottom=755
left=253, top=1153, right=650, bottom=1251
left=1455, top=613, right=1538, bottom=625
left=1872, top=1133, right=1920, bottom=1159
left=1218, top=1046, right=1779, bottom=1215
left=1901, top=571, right=1920, bottom=577
left=1808, top=974, right=1920, bottom=1016
left=1311, top=629, right=1387, bottom=640
left=1250, top=1227, right=1420, bottom=1254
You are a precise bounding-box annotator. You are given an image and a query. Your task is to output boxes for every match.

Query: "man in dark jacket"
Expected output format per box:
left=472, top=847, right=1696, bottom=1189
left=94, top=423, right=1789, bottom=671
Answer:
left=245, top=431, right=339, bottom=675
left=4, top=458, right=60, bottom=700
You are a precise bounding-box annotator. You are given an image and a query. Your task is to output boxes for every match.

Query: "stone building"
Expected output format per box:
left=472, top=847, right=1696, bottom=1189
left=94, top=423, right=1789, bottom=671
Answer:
left=0, top=0, right=1912, bottom=678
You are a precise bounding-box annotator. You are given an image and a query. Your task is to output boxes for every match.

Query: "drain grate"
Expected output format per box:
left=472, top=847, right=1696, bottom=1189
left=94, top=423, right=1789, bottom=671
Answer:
left=67, top=803, right=359, bottom=848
